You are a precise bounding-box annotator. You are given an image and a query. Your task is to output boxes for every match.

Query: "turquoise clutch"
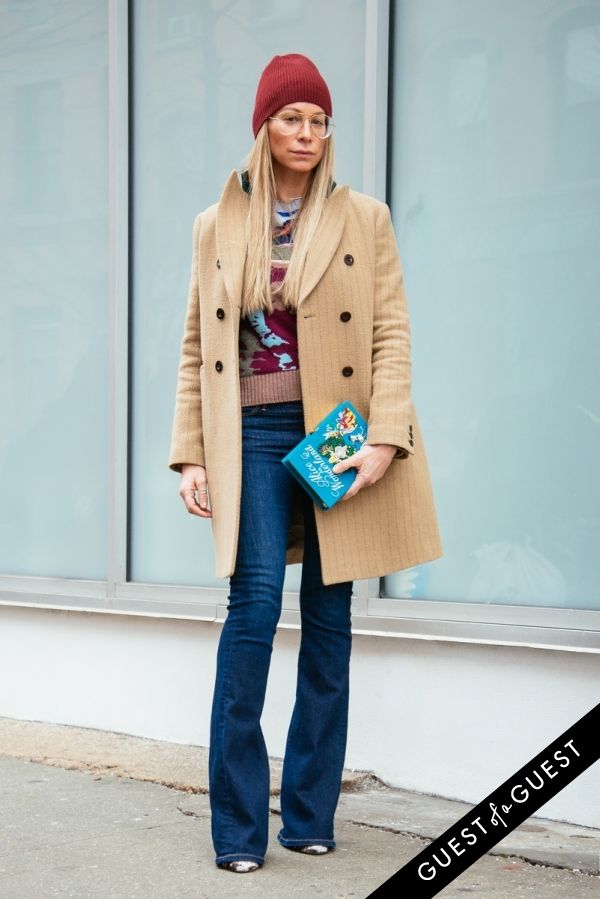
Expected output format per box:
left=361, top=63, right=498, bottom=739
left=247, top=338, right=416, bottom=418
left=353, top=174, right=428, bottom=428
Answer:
left=281, top=400, right=368, bottom=510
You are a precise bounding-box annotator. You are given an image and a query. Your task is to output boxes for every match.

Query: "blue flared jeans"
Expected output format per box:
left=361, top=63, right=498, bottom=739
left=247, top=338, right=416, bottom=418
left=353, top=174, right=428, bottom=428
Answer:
left=208, top=399, right=353, bottom=866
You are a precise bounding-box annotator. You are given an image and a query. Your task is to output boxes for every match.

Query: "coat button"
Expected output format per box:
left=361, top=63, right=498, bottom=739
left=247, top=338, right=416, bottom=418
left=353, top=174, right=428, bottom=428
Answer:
left=408, top=438, right=414, bottom=446
left=340, top=311, right=351, bottom=322
left=216, top=307, right=225, bottom=319
left=216, top=258, right=221, bottom=269
left=344, top=254, right=354, bottom=266
left=342, top=366, right=353, bottom=377
left=215, top=360, right=223, bottom=372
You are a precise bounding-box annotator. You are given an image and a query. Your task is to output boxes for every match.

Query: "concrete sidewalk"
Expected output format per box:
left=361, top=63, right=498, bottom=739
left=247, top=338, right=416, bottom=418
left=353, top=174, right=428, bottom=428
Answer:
left=0, top=718, right=598, bottom=898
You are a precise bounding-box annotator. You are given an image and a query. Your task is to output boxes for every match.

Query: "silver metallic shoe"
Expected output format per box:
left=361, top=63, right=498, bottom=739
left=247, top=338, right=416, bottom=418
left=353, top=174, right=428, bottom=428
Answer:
left=218, top=860, right=261, bottom=872
left=291, top=844, right=332, bottom=854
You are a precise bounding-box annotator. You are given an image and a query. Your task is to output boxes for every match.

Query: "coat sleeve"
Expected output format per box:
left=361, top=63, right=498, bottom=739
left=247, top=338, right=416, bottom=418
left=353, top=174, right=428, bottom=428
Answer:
left=167, top=212, right=205, bottom=473
left=366, top=201, right=414, bottom=460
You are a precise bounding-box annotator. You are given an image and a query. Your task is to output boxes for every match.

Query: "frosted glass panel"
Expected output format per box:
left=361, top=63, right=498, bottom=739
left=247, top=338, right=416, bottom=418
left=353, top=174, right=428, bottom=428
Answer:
left=131, top=0, right=366, bottom=587
left=0, top=1, right=108, bottom=578
left=385, top=1, right=600, bottom=609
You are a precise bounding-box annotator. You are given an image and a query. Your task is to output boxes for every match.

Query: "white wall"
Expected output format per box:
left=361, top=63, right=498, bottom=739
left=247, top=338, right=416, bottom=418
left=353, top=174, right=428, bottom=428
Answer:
left=1, top=605, right=598, bottom=828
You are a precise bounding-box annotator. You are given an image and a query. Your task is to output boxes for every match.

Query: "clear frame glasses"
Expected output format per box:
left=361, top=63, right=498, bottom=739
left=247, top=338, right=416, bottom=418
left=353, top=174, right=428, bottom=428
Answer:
left=268, top=112, right=335, bottom=140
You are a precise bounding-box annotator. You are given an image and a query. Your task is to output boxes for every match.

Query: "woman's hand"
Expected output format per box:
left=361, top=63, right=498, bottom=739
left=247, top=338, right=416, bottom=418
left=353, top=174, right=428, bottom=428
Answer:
left=332, top=444, right=396, bottom=501
left=179, top=463, right=212, bottom=518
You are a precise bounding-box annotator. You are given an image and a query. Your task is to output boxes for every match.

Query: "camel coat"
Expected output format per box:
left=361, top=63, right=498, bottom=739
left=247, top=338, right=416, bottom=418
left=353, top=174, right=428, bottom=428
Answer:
left=168, top=169, right=443, bottom=585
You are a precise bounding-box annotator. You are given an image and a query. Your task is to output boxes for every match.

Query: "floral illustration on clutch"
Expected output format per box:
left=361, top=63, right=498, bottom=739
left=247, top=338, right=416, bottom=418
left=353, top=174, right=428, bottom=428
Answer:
left=317, top=406, right=366, bottom=465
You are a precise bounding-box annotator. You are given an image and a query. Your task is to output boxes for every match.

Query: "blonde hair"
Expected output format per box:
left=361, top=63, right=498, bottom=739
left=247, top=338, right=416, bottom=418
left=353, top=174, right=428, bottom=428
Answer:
left=239, top=122, right=336, bottom=318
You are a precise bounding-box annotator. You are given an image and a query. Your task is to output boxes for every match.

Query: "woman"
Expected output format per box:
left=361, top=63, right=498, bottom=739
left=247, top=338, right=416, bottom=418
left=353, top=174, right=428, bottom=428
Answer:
left=168, top=54, right=442, bottom=873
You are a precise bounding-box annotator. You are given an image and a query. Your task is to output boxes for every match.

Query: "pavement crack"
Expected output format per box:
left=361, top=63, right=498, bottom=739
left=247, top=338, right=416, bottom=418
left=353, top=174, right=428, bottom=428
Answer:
left=490, top=851, right=600, bottom=877
left=341, top=821, right=600, bottom=877
left=176, top=805, right=211, bottom=820
left=344, top=818, right=429, bottom=842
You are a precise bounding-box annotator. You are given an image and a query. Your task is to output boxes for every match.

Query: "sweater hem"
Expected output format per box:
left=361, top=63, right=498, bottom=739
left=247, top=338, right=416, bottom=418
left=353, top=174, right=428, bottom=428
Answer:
left=239, top=369, right=302, bottom=406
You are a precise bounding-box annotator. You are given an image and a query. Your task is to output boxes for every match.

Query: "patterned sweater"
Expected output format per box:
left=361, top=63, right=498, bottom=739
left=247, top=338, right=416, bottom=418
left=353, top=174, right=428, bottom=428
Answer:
left=238, top=198, right=303, bottom=406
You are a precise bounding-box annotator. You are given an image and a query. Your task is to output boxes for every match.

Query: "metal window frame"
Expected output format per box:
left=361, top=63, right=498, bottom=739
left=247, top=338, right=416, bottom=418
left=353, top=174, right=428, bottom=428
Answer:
left=1, top=0, right=598, bottom=655
left=108, top=0, right=129, bottom=600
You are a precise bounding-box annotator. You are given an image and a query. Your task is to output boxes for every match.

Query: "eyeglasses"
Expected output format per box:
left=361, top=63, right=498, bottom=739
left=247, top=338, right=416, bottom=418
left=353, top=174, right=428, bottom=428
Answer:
left=268, top=112, right=335, bottom=140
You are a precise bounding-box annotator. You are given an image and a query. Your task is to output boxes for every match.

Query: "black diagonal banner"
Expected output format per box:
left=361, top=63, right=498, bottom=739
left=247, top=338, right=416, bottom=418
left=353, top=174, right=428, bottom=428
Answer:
left=367, top=701, right=600, bottom=898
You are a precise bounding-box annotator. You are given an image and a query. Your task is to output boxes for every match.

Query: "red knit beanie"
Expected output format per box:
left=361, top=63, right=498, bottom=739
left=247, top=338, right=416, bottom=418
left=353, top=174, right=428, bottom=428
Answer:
left=252, top=53, right=332, bottom=138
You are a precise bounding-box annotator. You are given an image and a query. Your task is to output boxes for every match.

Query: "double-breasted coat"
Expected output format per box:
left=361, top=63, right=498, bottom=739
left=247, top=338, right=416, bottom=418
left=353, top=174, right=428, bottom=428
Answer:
left=168, top=169, right=443, bottom=585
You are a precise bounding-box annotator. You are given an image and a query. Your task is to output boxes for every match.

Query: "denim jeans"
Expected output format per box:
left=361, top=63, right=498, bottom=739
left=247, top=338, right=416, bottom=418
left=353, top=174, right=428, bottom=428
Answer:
left=208, top=399, right=353, bottom=866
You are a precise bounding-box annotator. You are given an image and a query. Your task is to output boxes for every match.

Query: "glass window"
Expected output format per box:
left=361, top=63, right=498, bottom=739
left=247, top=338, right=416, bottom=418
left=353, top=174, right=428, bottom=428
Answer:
left=131, top=0, right=367, bottom=587
left=386, top=1, right=600, bottom=610
left=0, top=1, right=109, bottom=579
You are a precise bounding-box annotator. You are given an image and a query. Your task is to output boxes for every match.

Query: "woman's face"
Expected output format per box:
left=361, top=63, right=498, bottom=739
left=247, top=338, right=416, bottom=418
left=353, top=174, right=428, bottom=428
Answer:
left=267, top=101, right=327, bottom=180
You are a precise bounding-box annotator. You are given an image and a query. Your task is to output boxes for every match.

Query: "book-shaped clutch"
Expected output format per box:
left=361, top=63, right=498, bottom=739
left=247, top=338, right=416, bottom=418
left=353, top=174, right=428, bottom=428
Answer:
left=281, top=400, right=368, bottom=510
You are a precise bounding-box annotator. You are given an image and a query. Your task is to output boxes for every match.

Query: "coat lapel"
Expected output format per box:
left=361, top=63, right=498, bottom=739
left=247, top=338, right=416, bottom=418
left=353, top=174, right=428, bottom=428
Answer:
left=215, top=170, right=250, bottom=314
left=214, top=168, right=350, bottom=313
left=297, top=183, right=349, bottom=308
